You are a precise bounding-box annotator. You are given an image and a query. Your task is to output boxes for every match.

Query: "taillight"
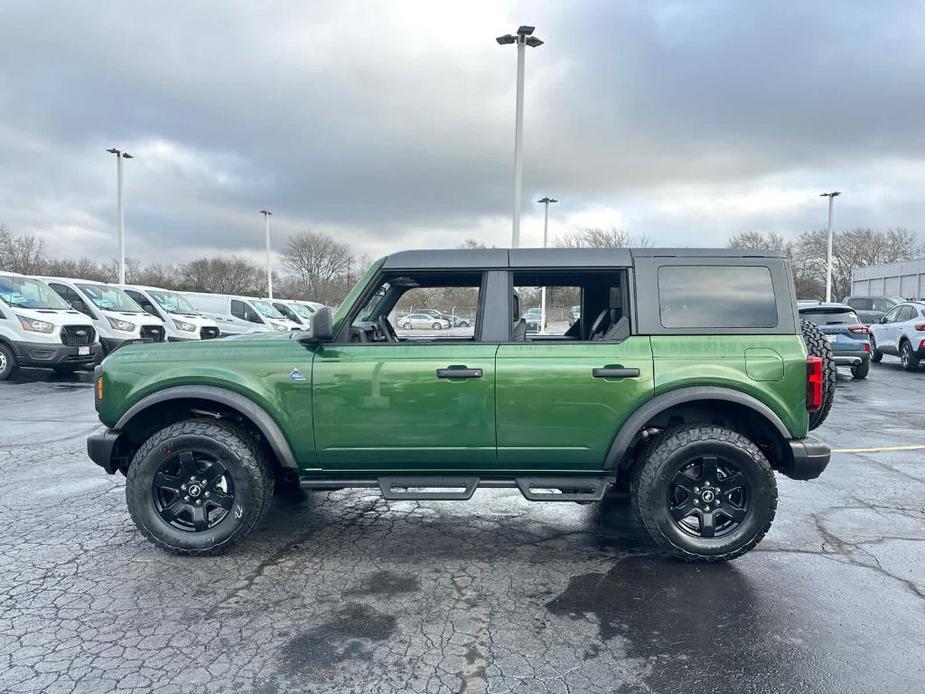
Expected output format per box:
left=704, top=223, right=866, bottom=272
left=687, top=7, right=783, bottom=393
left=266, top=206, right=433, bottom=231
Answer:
left=806, top=356, right=823, bottom=412
left=848, top=326, right=870, bottom=334
left=915, top=323, right=925, bottom=331
left=863, top=342, right=871, bottom=352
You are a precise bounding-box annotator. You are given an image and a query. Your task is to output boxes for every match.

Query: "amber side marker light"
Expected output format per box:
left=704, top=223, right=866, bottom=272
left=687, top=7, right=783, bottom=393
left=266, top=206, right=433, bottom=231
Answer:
left=96, top=375, right=103, bottom=401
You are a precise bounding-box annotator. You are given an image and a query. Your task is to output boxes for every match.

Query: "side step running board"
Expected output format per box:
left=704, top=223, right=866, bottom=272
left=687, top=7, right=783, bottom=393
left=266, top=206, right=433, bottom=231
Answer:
left=379, top=476, right=479, bottom=500
left=516, top=477, right=608, bottom=502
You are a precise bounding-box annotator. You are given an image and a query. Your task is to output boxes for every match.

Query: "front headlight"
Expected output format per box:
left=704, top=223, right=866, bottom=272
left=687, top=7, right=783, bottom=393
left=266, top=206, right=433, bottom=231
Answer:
left=16, top=314, right=55, bottom=333
left=173, top=319, right=196, bottom=332
left=106, top=316, right=136, bottom=332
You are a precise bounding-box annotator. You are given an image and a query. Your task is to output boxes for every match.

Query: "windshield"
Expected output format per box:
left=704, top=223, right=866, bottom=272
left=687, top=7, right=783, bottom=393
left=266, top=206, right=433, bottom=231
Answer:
left=0, top=275, right=71, bottom=310
left=251, top=300, right=286, bottom=320
left=76, top=283, right=144, bottom=312
left=288, top=303, right=315, bottom=319
left=148, top=289, right=199, bottom=315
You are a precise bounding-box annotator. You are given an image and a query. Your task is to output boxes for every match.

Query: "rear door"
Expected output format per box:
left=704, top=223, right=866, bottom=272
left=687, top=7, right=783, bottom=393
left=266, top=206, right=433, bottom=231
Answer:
left=495, top=269, right=654, bottom=471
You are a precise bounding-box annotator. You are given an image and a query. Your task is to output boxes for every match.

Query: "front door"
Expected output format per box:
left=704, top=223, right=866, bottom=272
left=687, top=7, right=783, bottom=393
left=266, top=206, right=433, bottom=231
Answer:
left=312, top=269, right=497, bottom=471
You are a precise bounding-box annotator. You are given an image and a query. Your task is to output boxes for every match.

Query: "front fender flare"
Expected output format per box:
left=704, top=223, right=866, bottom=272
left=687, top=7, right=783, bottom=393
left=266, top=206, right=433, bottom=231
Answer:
left=603, top=386, right=792, bottom=470
left=114, top=385, right=298, bottom=470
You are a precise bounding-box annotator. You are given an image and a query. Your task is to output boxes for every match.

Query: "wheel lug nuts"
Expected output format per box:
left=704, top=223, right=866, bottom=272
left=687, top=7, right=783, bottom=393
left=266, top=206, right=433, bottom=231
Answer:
left=704, top=481, right=711, bottom=487
left=694, top=499, right=700, bottom=505
left=204, top=491, right=210, bottom=498
left=181, top=483, right=187, bottom=490
left=183, top=496, right=190, bottom=502
left=694, top=487, right=700, bottom=493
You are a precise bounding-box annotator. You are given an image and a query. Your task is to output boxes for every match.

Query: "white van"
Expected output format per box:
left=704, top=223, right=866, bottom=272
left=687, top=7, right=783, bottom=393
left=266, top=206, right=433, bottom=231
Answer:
left=180, top=293, right=293, bottom=336
left=39, top=276, right=167, bottom=354
left=121, top=285, right=220, bottom=342
left=0, top=272, right=103, bottom=379
left=266, top=298, right=316, bottom=326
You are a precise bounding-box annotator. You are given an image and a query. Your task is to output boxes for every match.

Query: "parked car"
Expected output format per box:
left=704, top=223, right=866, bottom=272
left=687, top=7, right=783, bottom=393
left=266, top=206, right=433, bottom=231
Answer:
left=869, top=301, right=925, bottom=371
left=40, top=276, right=166, bottom=354
left=417, top=308, right=470, bottom=328
left=397, top=313, right=450, bottom=330
left=0, top=271, right=102, bottom=379
left=524, top=307, right=542, bottom=333
left=88, top=247, right=834, bottom=562
left=842, top=295, right=903, bottom=325
left=180, top=293, right=286, bottom=336
left=798, top=303, right=871, bottom=379
left=121, top=285, right=220, bottom=341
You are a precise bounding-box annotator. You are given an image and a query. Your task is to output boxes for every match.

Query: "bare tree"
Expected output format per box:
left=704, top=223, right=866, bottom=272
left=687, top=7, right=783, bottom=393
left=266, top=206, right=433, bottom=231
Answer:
left=179, top=256, right=261, bottom=294
left=0, top=224, right=46, bottom=274
left=727, top=231, right=786, bottom=251
left=282, top=230, right=351, bottom=302
left=555, top=227, right=650, bottom=249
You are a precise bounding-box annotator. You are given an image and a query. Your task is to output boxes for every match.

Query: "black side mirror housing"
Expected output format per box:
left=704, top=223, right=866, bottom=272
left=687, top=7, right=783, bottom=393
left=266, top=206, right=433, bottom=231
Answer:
left=301, top=306, right=333, bottom=342
left=71, top=299, right=90, bottom=315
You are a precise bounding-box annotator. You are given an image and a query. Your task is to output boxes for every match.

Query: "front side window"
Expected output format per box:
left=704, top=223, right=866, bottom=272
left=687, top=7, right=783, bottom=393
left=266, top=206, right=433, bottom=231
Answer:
left=658, top=266, right=777, bottom=329
left=251, top=300, right=286, bottom=320
left=350, top=272, right=481, bottom=341
left=898, top=305, right=916, bottom=322
left=882, top=306, right=902, bottom=323
left=0, top=276, right=70, bottom=310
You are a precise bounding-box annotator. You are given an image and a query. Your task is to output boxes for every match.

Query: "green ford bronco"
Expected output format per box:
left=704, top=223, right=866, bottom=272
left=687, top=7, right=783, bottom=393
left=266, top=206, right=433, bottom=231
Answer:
left=88, top=248, right=834, bottom=561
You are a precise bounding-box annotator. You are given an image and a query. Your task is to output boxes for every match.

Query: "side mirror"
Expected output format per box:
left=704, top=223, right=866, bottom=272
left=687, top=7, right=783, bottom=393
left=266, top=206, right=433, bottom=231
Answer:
left=70, top=299, right=90, bottom=315
left=143, top=304, right=159, bottom=317
left=880, top=316, right=888, bottom=324
left=302, top=306, right=333, bottom=342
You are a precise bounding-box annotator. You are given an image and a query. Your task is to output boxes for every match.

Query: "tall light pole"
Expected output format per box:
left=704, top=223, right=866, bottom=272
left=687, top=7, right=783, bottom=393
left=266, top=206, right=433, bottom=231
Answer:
left=260, top=210, right=274, bottom=299
left=497, top=25, right=544, bottom=248
left=820, top=191, right=841, bottom=302
left=106, top=148, right=133, bottom=284
left=537, top=196, right=557, bottom=333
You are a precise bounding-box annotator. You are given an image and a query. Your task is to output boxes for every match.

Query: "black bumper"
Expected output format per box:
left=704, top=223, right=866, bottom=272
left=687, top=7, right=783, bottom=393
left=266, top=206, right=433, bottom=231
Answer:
left=784, top=438, right=831, bottom=480
left=87, top=428, right=123, bottom=474
left=12, top=341, right=102, bottom=368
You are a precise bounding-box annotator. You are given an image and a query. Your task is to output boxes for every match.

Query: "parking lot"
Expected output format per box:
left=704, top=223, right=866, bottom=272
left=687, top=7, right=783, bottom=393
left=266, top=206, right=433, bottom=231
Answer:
left=1, top=359, right=923, bottom=693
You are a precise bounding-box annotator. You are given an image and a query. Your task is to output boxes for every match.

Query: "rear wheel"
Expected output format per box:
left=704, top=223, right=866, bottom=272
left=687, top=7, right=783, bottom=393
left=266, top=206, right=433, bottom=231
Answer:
left=0, top=343, right=17, bottom=381
left=125, top=418, right=273, bottom=555
left=900, top=340, right=920, bottom=371
left=632, top=425, right=777, bottom=562
left=851, top=357, right=869, bottom=380
left=801, top=319, right=836, bottom=430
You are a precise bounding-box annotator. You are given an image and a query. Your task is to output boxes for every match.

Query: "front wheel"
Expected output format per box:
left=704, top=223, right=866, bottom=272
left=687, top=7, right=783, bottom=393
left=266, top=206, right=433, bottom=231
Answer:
left=0, top=343, right=17, bottom=381
left=632, top=425, right=777, bottom=562
left=870, top=336, right=883, bottom=363
left=125, top=418, right=273, bottom=555
left=851, top=357, right=869, bottom=380
left=432, top=322, right=442, bottom=330
left=900, top=340, right=920, bottom=371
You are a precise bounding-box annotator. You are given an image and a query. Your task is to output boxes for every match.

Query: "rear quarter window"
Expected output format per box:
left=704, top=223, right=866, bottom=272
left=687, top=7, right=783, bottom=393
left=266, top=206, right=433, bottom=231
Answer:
left=658, top=266, right=778, bottom=329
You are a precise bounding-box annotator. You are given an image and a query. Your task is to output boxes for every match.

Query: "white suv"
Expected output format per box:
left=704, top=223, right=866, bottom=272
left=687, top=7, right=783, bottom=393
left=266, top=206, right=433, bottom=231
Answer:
left=869, top=301, right=925, bottom=370
left=0, top=272, right=102, bottom=379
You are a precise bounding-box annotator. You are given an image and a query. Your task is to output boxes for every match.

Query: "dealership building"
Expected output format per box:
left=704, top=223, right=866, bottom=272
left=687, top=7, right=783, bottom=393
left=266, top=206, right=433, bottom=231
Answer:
left=851, top=258, right=925, bottom=299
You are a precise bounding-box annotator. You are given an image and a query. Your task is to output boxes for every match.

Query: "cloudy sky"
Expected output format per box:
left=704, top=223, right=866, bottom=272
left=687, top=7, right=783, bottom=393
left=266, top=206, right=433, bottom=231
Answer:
left=2, top=1, right=924, bottom=265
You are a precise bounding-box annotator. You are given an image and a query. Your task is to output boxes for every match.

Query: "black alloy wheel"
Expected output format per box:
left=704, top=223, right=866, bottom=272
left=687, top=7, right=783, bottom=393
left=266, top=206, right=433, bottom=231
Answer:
left=152, top=450, right=235, bottom=532
left=668, top=455, right=749, bottom=538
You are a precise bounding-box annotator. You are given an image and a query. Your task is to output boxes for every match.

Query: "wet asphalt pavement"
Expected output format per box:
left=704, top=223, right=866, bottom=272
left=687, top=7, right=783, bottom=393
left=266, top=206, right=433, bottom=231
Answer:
left=1, top=359, right=924, bottom=693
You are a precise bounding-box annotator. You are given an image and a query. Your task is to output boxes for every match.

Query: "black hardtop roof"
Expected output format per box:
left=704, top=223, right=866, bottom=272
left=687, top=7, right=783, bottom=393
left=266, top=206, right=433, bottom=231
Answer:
left=381, top=247, right=784, bottom=270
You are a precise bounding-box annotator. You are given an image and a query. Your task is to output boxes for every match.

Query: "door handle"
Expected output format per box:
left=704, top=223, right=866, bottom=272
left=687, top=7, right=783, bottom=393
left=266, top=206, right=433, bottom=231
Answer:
left=436, top=367, right=482, bottom=379
left=592, top=366, right=640, bottom=379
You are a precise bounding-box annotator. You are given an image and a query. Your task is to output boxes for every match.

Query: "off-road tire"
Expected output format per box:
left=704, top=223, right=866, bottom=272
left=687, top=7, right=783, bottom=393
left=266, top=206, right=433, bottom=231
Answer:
left=632, top=425, right=777, bottom=562
left=900, top=340, right=920, bottom=371
left=0, top=343, right=17, bottom=381
left=801, top=319, right=836, bottom=430
left=870, top=336, right=883, bottom=363
left=851, top=357, right=869, bottom=380
left=126, top=418, right=273, bottom=555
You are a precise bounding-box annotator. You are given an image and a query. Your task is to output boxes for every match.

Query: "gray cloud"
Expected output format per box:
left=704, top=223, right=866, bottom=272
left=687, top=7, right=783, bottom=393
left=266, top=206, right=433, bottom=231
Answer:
left=1, top=1, right=924, bottom=262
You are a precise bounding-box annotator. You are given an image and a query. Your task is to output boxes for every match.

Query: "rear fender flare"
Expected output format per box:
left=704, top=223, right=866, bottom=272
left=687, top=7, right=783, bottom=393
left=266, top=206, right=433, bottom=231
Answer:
left=604, top=386, right=791, bottom=470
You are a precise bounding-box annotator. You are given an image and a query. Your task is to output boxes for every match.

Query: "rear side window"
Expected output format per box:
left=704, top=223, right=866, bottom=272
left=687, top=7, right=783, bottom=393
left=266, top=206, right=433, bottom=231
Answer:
left=846, top=298, right=871, bottom=310
left=658, top=266, right=777, bottom=329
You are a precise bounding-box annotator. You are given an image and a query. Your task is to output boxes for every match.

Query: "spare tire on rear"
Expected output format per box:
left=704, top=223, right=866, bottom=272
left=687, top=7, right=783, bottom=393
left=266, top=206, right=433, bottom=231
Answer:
left=801, top=319, right=836, bottom=430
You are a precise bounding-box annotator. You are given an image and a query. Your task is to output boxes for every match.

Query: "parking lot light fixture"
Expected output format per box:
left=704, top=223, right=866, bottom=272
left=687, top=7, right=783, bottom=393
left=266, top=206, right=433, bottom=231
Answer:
left=537, top=196, right=558, bottom=334
left=260, top=209, right=274, bottom=299
left=497, top=24, right=544, bottom=248
left=106, top=148, right=133, bottom=284
left=820, top=191, right=841, bottom=302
